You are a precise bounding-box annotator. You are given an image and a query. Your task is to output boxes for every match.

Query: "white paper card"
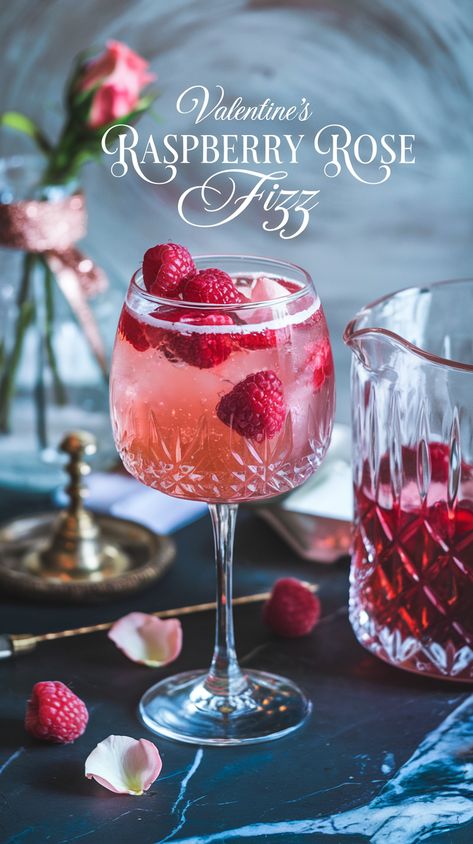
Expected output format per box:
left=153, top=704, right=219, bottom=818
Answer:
left=281, top=423, right=353, bottom=522
left=55, top=473, right=207, bottom=534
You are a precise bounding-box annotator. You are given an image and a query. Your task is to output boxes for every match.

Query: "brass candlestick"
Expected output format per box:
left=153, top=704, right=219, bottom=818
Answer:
left=0, top=432, right=175, bottom=602
left=40, top=432, right=129, bottom=578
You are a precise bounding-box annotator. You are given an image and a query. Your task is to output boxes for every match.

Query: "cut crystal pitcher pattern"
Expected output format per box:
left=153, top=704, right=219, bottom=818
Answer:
left=345, top=279, right=473, bottom=681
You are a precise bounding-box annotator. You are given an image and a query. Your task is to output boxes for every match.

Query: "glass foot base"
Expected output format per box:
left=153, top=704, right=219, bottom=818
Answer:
left=138, top=669, right=311, bottom=746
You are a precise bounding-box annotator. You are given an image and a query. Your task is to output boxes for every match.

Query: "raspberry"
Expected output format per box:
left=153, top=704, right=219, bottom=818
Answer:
left=118, top=307, right=150, bottom=351
left=142, top=243, right=195, bottom=297
left=182, top=268, right=243, bottom=305
left=118, top=307, right=163, bottom=352
left=168, top=313, right=235, bottom=369
left=309, top=337, right=333, bottom=390
left=25, top=681, right=89, bottom=744
left=263, top=578, right=321, bottom=637
left=152, top=305, right=198, bottom=325
left=238, top=328, right=277, bottom=350
left=216, top=369, right=286, bottom=442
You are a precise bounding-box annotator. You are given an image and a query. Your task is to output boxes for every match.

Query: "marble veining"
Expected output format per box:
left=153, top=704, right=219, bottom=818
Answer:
left=0, top=747, right=24, bottom=777
left=170, top=694, right=473, bottom=843
left=160, top=749, right=205, bottom=844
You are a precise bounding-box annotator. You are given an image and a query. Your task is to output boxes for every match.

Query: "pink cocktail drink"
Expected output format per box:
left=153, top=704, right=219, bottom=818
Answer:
left=110, top=249, right=335, bottom=745
left=111, top=271, right=334, bottom=504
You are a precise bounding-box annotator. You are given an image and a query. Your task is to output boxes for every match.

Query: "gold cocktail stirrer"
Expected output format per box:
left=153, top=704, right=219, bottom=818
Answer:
left=0, top=582, right=318, bottom=660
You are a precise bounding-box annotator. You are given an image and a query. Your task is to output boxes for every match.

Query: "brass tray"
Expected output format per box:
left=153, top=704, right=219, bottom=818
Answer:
left=0, top=512, right=175, bottom=603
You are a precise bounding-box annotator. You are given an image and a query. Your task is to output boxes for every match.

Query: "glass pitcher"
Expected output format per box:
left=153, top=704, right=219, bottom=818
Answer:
left=344, top=279, right=473, bottom=681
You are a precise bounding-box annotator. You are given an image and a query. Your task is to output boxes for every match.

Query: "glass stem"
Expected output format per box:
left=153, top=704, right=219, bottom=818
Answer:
left=205, top=503, right=247, bottom=697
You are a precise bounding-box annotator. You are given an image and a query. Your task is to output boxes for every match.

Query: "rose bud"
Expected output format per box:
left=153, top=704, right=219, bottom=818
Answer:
left=73, top=40, right=155, bottom=129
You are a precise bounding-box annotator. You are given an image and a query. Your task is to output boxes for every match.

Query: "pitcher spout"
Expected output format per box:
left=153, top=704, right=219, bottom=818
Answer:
left=344, top=279, right=473, bottom=374
left=343, top=315, right=397, bottom=370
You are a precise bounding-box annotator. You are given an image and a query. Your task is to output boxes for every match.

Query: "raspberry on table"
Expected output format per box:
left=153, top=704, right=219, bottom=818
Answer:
left=182, top=269, right=243, bottom=305
left=142, top=243, right=195, bottom=297
left=263, top=578, right=321, bottom=637
left=25, top=681, right=89, bottom=744
left=216, top=369, right=286, bottom=442
left=168, top=312, right=235, bottom=369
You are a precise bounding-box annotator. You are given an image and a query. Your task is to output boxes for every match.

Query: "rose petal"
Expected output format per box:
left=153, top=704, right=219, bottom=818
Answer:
left=108, top=612, right=182, bottom=667
left=85, top=735, right=162, bottom=795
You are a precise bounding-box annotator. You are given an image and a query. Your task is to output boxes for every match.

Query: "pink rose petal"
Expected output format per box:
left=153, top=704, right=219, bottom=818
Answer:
left=85, top=735, right=162, bottom=795
left=108, top=612, right=182, bottom=667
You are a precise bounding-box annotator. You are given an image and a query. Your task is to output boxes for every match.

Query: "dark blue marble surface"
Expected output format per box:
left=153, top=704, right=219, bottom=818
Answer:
left=0, top=509, right=471, bottom=843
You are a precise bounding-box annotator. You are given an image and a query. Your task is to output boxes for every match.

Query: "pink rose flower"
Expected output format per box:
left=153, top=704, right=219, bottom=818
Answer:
left=77, top=40, right=155, bottom=129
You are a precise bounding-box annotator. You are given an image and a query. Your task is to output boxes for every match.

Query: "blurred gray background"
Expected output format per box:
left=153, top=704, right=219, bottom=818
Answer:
left=1, top=0, right=472, bottom=421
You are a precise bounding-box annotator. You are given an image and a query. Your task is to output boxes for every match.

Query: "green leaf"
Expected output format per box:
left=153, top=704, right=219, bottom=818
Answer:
left=118, top=94, right=159, bottom=126
left=64, top=47, right=97, bottom=107
left=0, top=111, right=52, bottom=154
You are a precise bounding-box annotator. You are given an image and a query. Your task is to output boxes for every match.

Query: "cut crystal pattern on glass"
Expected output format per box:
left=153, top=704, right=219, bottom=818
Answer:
left=351, top=470, right=473, bottom=679
left=345, top=279, right=473, bottom=682
left=117, top=404, right=326, bottom=502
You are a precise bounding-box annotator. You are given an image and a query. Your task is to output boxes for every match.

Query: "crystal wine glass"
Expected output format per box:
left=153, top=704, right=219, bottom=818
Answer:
left=110, top=254, right=335, bottom=745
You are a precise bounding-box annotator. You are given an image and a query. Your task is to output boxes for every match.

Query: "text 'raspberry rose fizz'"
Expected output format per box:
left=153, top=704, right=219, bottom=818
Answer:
left=110, top=244, right=335, bottom=745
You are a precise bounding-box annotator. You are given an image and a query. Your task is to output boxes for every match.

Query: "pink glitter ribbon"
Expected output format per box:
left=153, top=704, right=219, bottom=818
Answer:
left=0, top=192, right=108, bottom=376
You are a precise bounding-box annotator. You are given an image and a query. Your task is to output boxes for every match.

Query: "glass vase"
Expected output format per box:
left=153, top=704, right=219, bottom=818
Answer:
left=0, top=155, right=116, bottom=492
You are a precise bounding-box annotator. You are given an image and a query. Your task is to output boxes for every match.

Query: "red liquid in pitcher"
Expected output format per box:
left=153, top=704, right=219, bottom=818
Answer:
left=351, top=443, right=473, bottom=680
